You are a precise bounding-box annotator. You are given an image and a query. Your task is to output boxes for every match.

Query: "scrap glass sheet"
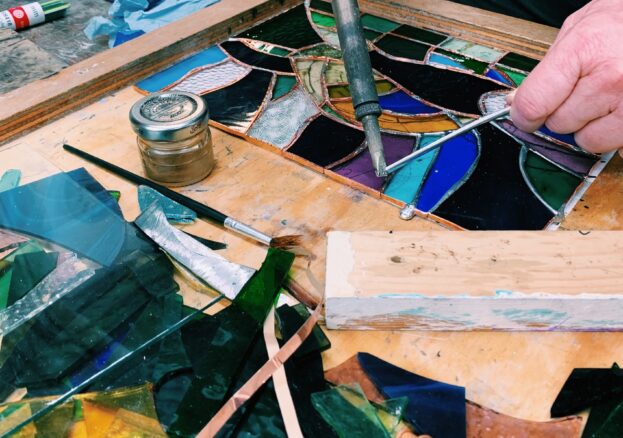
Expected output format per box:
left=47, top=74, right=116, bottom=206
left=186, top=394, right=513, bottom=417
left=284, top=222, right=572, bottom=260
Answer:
left=136, top=0, right=609, bottom=230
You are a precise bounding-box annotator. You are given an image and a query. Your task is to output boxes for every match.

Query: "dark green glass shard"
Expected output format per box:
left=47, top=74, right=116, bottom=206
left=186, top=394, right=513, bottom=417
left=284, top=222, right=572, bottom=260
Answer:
left=524, top=151, right=581, bottom=211
left=392, top=25, right=447, bottom=45
left=364, top=29, right=382, bottom=41
left=277, top=304, right=330, bottom=359
left=272, top=76, right=297, bottom=100
left=7, top=251, right=58, bottom=306
left=168, top=248, right=294, bottom=436
left=310, top=0, right=333, bottom=14
left=296, top=44, right=342, bottom=58
left=499, top=66, right=527, bottom=85
left=108, top=190, right=121, bottom=202
left=435, top=49, right=488, bottom=74
left=498, top=52, right=539, bottom=72
left=236, top=5, right=323, bottom=49
left=375, top=35, right=430, bottom=61
left=312, top=11, right=336, bottom=28
left=360, top=14, right=400, bottom=33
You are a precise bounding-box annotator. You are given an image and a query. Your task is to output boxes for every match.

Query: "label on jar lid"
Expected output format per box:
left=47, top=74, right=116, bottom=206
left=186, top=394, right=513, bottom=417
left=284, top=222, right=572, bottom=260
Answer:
left=140, top=94, right=198, bottom=123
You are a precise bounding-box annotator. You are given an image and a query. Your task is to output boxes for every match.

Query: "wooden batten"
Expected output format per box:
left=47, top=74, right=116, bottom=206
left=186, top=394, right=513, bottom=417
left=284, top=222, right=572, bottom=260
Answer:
left=325, top=230, right=623, bottom=331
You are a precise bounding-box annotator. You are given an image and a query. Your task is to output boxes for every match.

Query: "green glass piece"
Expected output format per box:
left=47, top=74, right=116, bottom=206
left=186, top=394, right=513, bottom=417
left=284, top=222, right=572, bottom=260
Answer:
left=498, top=52, right=539, bottom=72
left=323, top=104, right=350, bottom=122
left=269, top=46, right=291, bottom=56
left=589, top=402, right=623, bottom=437
left=440, top=38, right=504, bottom=62
left=392, top=25, right=447, bottom=45
left=374, top=397, right=408, bottom=434
left=296, top=44, right=342, bottom=58
left=312, top=11, right=336, bottom=28
left=0, top=241, right=44, bottom=310
left=272, top=76, right=297, bottom=100
left=0, top=169, right=21, bottom=193
left=107, top=190, right=121, bottom=202
left=7, top=251, right=58, bottom=306
left=435, top=49, right=488, bottom=74
left=360, top=14, right=400, bottom=33
left=168, top=248, right=294, bottom=436
left=364, top=29, right=382, bottom=41
left=328, top=80, right=394, bottom=98
left=310, top=0, right=333, bottom=14
left=312, top=384, right=391, bottom=437
left=583, top=364, right=621, bottom=438
left=296, top=59, right=325, bottom=102
left=375, top=35, right=430, bottom=61
left=499, top=66, right=527, bottom=85
left=277, top=303, right=331, bottom=359
left=524, top=151, right=581, bottom=211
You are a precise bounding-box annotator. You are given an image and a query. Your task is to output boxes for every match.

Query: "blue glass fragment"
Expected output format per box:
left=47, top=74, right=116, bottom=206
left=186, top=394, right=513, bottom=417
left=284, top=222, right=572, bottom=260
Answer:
left=416, top=131, right=479, bottom=212
left=428, top=53, right=467, bottom=71
left=538, top=126, right=579, bottom=148
left=0, top=169, right=21, bottom=193
left=136, top=46, right=227, bottom=92
left=485, top=68, right=513, bottom=86
left=358, top=352, right=466, bottom=437
left=378, top=90, right=440, bottom=115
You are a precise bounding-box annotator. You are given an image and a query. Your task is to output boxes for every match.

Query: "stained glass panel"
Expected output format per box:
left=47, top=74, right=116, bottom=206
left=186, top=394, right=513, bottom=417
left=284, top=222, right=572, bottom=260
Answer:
left=136, top=1, right=607, bottom=230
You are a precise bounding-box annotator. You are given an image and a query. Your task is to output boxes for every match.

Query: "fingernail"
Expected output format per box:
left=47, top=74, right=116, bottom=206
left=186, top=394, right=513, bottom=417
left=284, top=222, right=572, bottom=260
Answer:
left=506, top=90, right=516, bottom=105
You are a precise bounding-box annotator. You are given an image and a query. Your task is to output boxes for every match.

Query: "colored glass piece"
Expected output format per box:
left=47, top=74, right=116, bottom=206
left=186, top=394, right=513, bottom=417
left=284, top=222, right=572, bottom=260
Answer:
left=378, top=90, right=441, bottom=115
left=333, top=135, right=415, bottom=191
left=236, top=5, right=323, bottom=49
left=581, top=366, right=623, bottom=438
left=497, top=120, right=597, bottom=176
left=538, top=125, right=580, bottom=149
left=221, top=40, right=294, bottom=73
left=137, top=185, right=197, bottom=224
left=428, top=53, right=469, bottom=71
left=67, top=168, right=124, bottom=218
left=249, top=86, right=320, bottom=150
left=136, top=46, right=227, bottom=93
left=486, top=68, right=514, bottom=85
left=392, top=25, right=447, bottom=45
left=7, top=251, right=58, bottom=305
left=203, top=69, right=273, bottom=132
left=364, top=29, right=382, bottom=41
left=168, top=60, right=252, bottom=95
left=0, top=241, right=43, bottom=310
left=440, top=38, right=504, bottom=62
left=434, top=123, right=556, bottom=229
left=310, top=0, right=333, bottom=13
left=296, top=59, right=326, bottom=103
left=375, top=35, right=430, bottom=61
left=384, top=139, right=440, bottom=203
left=498, top=66, right=527, bottom=85
left=295, top=43, right=342, bottom=58
left=312, top=11, right=336, bottom=28
left=370, top=50, right=506, bottom=115
left=498, top=52, right=539, bottom=72
left=286, top=115, right=366, bottom=167
left=324, top=62, right=349, bottom=84
left=0, top=169, right=21, bottom=193
left=358, top=352, right=466, bottom=437
left=168, top=249, right=294, bottom=436
left=330, top=100, right=458, bottom=134
left=360, top=14, right=400, bottom=33
left=325, top=355, right=386, bottom=403
left=328, top=80, right=394, bottom=98
left=0, top=173, right=126, bottom=267
left=434, top=49, right=488, bottom=74
left=551, top=365, right=623, bottom=417
left=416, top=131, right=479, bottom=212
left=272, top=75, right=297, bottom=100
left=247, top=41, right=292, bottom=57
left=316, top=27, right=341, bottom=47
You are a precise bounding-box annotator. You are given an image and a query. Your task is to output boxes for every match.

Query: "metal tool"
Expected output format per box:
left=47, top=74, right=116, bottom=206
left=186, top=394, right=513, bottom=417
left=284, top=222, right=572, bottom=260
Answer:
left=332, top=0, right=387, bottom=177
left=386, top=107, right=511, bottom=174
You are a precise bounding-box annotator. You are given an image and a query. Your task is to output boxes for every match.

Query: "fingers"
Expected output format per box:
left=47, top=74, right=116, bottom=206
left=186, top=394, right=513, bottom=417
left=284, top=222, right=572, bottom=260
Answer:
left=510, top=35, right=582, bottom=132
left=574, top=109, right=623, bottom=153
left=544, top=71, right=619, bottom=134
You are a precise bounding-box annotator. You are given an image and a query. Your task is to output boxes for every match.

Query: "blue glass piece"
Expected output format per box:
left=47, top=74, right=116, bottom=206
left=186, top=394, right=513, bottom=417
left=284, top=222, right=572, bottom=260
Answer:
left=67, top=168, right=123, bottom=218
left=112, top=30, right=145, bottom=47
left=136, top=46, right=227, bottom=93
left=538, top=126, right=579, bottom=148
left=416, top=131, right=479, bottom=212
left=384, top=142, right=439, bottom=204
left=0, top=169, right=21, bottom=193
left=378, top=90, right=440, bottom=115
left=138, top=185, right=197, bottom=224
left=0, top=173, right=126, bottom=266
left=358, top=353, right=465, bottom=437
left=428, top=53, right=468, bottom=71
left=485, top=68, right=513, bottom=86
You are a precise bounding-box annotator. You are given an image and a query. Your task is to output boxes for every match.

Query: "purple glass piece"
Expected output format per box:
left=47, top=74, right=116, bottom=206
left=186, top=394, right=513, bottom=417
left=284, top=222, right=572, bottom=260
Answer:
left=498, top=120, right=597, bottom=176
left=334, top=135, right=416, bottom=190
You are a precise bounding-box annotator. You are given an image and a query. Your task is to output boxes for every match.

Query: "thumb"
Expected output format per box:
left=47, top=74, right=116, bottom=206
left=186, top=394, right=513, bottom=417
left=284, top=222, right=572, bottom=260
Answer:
left=510, top=35, right=582, bottom=132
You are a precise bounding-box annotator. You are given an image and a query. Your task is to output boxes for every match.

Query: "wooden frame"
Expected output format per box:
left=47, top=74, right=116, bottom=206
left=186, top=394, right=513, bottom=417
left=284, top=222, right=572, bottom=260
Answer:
left=0, top=0, right=558, bottom=145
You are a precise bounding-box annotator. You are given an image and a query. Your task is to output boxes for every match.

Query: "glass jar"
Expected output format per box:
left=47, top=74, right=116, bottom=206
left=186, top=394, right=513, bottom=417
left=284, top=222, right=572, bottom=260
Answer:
left=129, top=91, right=215, bottom=187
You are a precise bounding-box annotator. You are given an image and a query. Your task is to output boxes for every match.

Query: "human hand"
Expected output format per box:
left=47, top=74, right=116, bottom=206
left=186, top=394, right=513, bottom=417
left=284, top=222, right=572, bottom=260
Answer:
left=509, top=0, right=623, bottom=157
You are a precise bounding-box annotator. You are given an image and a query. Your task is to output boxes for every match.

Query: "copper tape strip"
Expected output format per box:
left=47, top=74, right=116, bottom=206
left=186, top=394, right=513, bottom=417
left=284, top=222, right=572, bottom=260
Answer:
left=197, top=302, right=322, bottom=437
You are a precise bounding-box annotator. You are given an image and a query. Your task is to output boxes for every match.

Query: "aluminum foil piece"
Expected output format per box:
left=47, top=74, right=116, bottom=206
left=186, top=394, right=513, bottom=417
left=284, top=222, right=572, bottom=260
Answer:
left=135, top=202, right=255, bottom=299
left=0, top=254, right=96, bottom=337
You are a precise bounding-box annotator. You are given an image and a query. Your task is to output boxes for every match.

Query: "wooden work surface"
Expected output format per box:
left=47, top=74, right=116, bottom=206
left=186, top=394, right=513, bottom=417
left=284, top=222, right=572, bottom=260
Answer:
left=1, top=0, right=623, bottom=428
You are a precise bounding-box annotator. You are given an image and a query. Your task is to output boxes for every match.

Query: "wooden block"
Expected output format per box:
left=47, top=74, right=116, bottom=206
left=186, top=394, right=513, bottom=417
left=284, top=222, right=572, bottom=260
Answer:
left=325, top=230, right=623, bottom=331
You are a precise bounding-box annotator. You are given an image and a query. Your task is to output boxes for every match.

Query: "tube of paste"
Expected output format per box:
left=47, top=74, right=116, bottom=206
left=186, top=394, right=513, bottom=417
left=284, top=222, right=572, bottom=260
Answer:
left=0, top=0, right=69, bottom=30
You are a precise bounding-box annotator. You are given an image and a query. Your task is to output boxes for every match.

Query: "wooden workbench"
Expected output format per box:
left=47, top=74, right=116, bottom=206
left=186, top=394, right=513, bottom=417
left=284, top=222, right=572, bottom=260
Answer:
left=2, top=0, right=623, bottom=427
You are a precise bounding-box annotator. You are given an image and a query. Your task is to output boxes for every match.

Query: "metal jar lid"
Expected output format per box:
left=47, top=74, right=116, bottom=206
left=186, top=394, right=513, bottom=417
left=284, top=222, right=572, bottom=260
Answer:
left=129, top=91, right=209, bottom=142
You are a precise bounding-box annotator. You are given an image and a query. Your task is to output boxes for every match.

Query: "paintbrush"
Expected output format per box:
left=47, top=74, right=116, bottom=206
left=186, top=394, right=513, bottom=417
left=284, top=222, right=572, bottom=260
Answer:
left=63, top=144, right=302, bottom=249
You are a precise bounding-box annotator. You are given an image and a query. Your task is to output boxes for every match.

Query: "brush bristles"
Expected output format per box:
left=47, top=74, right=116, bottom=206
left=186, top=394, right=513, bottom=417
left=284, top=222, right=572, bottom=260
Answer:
left=269, top=234, right=303, bottom=249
